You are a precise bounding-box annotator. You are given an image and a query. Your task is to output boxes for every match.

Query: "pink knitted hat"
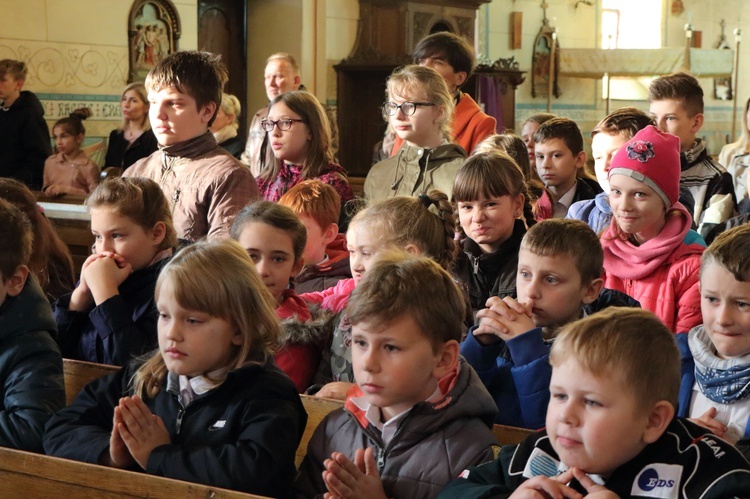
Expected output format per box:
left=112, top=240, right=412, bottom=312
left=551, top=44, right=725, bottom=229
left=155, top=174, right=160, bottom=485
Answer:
left=608, top=125, right=681, bottom=208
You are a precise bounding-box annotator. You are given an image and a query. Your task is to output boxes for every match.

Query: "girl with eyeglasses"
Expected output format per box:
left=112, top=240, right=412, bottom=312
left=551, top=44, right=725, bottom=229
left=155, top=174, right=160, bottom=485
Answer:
left=365, top=65, right=467, bottom=202
left=256, top=91, right=353, bottom=212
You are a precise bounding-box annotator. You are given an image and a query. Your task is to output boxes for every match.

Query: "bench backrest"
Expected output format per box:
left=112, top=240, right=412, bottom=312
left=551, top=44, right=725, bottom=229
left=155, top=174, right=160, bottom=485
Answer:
left=297, top=394, right=344, bottom=466
left=63, top=358, right=119, bottom=405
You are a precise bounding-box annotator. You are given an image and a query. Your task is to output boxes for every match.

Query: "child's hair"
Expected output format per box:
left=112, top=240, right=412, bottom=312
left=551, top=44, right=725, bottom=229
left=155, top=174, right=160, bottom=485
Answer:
left=521, top=218, right=603, bottom=285
left=218, top=92, right=241, bottom=131
left=0, top=199, right=32, bottom=281
left=85, top=177, right=177, bottom=252
left=266, top=52, right=299, bottom=73
left=53, top=107, right=92, bottom=138
left=727, top=97, right=750, bottom=155
left=230, top=200, right=307, bottom=263
left=701, top=224, right=750, bottom=282
left=0, top=178, right=74, bottom=293
left=384, top=65, right=455, bottom=141
left=0, top=59, right=27, bottom=81
left=522, top=113, right=556, bottom=130
left=533, top=117, right=584, bottom=156
left=473, top=133, right=531, bottom=181
left=648, top=72, right=704, bottom=117
left=550, top=307, right=680, bottom=412
left=278, top=179, right=341, bottom=230
left=452, top=151, right=537, bottom=229
left=347, top=251, right=463, bottom=351
left=132, top=239, right=281, bottom=398
left=145, top=50, right=228, bottom=125
left=352, top=190, right=456, bottom=270
left=412, top=32, right=475, bottom=80
left=591, top=107, right=654, bottom=140
left=119, top=82, right=151, bottom=131
left=260, top=91, right=334, bottom=182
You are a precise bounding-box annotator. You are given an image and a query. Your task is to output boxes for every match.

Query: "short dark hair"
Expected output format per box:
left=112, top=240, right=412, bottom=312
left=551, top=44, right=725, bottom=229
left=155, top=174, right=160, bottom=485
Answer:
left=648, top=72, right=704, bottom=116
left=0, top=199, right=32, bottom=281
left=591, top=107, right=654, bottom=140
left=231, top=200, right=307, bottom=262
left=534, top=117, right=584, bottom=156
left=413, top=32, right=475, bottom=79
left=0, top=59, right=27, bottom=81
left=702, top=224, right=750, bottom=282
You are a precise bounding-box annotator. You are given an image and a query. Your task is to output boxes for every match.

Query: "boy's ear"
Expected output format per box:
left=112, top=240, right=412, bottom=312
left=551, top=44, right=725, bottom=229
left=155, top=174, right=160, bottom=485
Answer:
left=453, top=71, right=468, bottom=90
left=199, top=102, right=217, bottom=125
left=642, top=400, right=674, bottom=444
left=322, top=223, right=339, bottom=245
left=690, top=112, right=704, bottom=134
left=574, top=151, right=587, bottom=169
left=581, top=277, right=604, bottom=305
left=433, top=339, right=459, bottom=379
left=5, top=265, right=29, bottom=298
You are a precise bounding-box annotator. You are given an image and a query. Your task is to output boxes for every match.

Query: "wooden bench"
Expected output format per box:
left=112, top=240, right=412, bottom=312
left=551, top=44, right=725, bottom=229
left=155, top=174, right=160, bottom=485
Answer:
left=63, top=359, right=118, bottom=405
left=0, top=446, right=267, bottom=498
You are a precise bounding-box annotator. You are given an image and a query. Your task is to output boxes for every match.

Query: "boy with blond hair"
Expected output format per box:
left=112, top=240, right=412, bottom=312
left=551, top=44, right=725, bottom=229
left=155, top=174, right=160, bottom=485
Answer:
left=294, top=253, right=498, bottom=498
left=124, top=51, right=258, bottom=241
left=441, top=307, right=750, bottom=498
left=278, top=179, right=351, bottom=294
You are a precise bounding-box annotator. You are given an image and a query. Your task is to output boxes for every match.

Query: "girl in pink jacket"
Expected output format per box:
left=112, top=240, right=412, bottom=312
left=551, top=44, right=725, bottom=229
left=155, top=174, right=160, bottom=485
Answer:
left=601, top=125, right=705, bottom=332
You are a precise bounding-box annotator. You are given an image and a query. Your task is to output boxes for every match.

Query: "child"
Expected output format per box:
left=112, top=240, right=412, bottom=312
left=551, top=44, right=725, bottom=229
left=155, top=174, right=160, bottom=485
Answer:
left=105, top=82, right=159, bottom=171
left=677, top=224, right=750, bottom=459
left=520, top=112, right=555, bottom=164
left=257, top=90, right=353, bottom=208
left=453, top=151, right=536, bottom=316
left=533, top=117, right=601, bottom=220
left=602, top=125, right=705, bottom=332
left=123, top=51, right=259, bottom=242
left=44, top=240, right=307, bottom=497
left=0, top=59, right=51, bottom=190
left=474, top=133, right=544, bottom=202
left=43, top=107, right=100, bottom=196
left=439, top=308, right=750, bottom=498
left=461, top=218, right=638, bottom=429
left=278, top=179, right=352, bottom=294
left=295, top=253, right=499, bottom=499
left=54, top=177, right=176, bottom=366
left=365, top=65, right=467, bottom=202
left=649, top=72, right=736, bottom=236
left=231, top=201, right=324, bottom=393
left=719, top=96, right=750, bottom=209
left=567, top=107, right=654, bottom=233
left=0, top=199, right=65, bottom=453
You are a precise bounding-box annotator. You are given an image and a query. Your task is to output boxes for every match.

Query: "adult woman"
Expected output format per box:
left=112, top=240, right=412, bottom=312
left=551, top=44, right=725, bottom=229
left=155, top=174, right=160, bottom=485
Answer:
left=210, top=93, right=245, bottom=159
left=104, top=82, right=158, bottom=171
left=719, top=97, right=750, bottom=209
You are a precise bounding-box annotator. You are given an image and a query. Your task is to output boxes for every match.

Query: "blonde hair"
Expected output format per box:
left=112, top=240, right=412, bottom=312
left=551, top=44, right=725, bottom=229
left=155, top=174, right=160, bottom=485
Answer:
left=119, top=82, right=151, bottom=132
left=266, top=52, right=299, bottom=74
left=385, top=65, right=455, bottom=141
left=131, top=240, right=281, bottom=398
left=218, top=92, right=241, bottom=131
left=550, top=307, right=680, bottom=413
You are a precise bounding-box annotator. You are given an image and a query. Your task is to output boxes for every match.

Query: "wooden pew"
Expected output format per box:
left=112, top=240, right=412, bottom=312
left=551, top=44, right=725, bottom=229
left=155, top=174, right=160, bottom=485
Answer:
left=297, top=395, right=344, bottom=466
left=492, top=423, right=536, bottom=446
left=0, top=446, right=268, bottom=498
left=63, top=359, right=118, bottom=405
left=36, top=199, right=93, bottom=275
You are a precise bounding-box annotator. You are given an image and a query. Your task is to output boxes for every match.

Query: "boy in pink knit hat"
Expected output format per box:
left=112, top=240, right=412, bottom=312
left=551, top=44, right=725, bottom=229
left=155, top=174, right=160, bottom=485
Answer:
left=601, top=125, right=706, bottom=332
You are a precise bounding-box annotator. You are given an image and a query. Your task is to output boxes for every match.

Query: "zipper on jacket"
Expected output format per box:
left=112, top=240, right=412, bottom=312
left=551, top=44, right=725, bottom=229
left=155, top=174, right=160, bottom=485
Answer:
left=472, top=255, right=480, bottom=275
left=175, top=407, right=185, bottom=435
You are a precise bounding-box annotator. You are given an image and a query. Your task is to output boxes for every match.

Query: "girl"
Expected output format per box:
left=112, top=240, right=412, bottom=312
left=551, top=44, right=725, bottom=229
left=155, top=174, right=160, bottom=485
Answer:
left=719, top=96, right=750, bottom=209
left=602, top=125, right=705, bottom=332
left=453, top=151, right=536, bottom=316
left=210, top=92, right=245, bottom=159
left=474, top=132, right=544, bottom=202
left=256, top=90, right=353, bottom=207
left=44, top=240, right=306, bottom=498
left=0, top=178, right=75, bottom=302
left=104, top=82, right=158, bottom=170
left=231, top=201, right=323, bottom=393
left=43, top=108, right=99, bottom=196
left=520, top=112, right=556, bottom=163
left=365, top=65, right=466, bottom=202
left=54, top=177, right=176, bottom=365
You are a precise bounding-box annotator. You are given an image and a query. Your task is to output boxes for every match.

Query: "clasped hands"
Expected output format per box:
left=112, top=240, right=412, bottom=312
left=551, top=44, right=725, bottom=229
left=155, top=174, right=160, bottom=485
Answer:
left=473, top=296, right=536, bottom=345
left=105, top=395, right=170, bottom=470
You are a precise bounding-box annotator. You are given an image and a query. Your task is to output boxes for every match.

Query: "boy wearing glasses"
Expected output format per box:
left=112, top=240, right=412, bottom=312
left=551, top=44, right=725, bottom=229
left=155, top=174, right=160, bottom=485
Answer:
left=124, top=51, right=258, bottom=242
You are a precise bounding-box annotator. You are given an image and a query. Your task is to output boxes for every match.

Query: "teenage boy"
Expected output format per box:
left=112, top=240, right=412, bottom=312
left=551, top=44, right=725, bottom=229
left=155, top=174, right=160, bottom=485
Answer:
left=0, top=59, right=51, bottom=190
left=440, top=307, right=750, bottom=498
left=461, top=218, right=636, bottom=429
left=0, top=199, right=65, bottom=452
left=294, top=253, right=499, bottom=499
left=649, top=72, right=736, bottom=236
left=534, top=118, right=601, bottom=220
left=124, top=51, right=259, bottom=242
left=388, top=32, right=496, bottom=156
left=278, top=180, right=351, bottom=294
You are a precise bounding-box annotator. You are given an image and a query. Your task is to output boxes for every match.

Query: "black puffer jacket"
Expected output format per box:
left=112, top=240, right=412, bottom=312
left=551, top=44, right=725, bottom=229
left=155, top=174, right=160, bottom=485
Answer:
left=0, top=90, right=51, bottom=190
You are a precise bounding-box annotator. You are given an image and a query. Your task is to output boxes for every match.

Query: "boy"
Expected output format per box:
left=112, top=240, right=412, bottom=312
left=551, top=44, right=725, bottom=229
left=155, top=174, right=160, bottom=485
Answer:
left=533, top=118, right=601, bottom=220
left=0, top=59, right=51, bottom=191
left=677, top=224, right=750, bottom=460
left=294, top=253, right=499, bottom=498
left=649, top=72, right=736, bottom=236
left=461, top=219, right=637, bottom=429
left=278, top=180, right=351, bottom=294
left=124, top=51, right=258, bottom=242
left=0, top=199, right=65, bottom=452
left=440, top=307, right=750, bottom=498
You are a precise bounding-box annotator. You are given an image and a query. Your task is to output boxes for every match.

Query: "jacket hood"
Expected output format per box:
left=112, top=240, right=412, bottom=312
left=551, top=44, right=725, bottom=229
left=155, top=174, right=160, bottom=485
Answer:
left=0, top=276, right=57, bottom=340
left=7, top=90, right=45, bottom=115
left=279, top=304, right=337, bottom=346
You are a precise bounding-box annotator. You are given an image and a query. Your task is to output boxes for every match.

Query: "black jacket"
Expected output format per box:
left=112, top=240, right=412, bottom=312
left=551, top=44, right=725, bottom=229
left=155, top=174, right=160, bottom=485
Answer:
left=0, top=276, right=64, bottom=452
left=0, top=90, right=51, bottom=189
left=44, top=359, right=307, bottom=497
left=105, top=128, right=159, bottom=170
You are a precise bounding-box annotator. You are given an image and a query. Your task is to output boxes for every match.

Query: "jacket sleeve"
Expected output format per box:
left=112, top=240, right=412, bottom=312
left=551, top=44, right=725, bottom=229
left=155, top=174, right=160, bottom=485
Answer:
left=676, top=332, right=695, bottom=418
left=293, top=418, right=331, bottom=499
left=53, top=292, right=89, bottom=358
left=436, top=444, right=518, bottom=499
left=468, top=114, right=498, bottom=154
left=673, top=260, right=703, bottom=334
left=17, top=110, right=51, bottom=190
left=0, top=331, right=65, bottom=453
left=88, top=294, right=159, bottom=366
left=206, top=166, right=260, bottom=240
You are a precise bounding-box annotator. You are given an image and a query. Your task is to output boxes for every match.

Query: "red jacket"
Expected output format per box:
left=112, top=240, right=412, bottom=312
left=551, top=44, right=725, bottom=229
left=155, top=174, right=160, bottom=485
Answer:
left=275, top=290, right=318, bottom=392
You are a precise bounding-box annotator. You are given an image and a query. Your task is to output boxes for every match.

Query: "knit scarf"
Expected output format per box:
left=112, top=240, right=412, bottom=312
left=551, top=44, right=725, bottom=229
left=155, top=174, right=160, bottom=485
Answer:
left=689, top=326, right=750, bottom=404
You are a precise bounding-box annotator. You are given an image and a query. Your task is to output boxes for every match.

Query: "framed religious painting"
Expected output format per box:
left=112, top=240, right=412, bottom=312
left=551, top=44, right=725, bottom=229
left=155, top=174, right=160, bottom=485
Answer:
left=128, top=0, right=181, bottom=83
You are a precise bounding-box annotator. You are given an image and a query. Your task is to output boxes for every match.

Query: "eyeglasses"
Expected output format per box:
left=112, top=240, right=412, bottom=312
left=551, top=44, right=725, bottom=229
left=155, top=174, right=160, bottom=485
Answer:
left=260, top=118, right=305, bottom=132
left=383, top=101, right=436, bottom=116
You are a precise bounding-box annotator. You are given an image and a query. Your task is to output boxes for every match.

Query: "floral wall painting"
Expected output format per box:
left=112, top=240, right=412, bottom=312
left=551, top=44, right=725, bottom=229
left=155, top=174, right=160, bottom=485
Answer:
left=128, top=0, right=181, bottom=82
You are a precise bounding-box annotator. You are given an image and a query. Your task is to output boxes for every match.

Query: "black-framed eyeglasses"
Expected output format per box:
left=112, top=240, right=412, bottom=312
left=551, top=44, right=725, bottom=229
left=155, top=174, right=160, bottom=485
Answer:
left=261, top=118, right=306, bottom=132
left=383, top=101, right=436, bottom=116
